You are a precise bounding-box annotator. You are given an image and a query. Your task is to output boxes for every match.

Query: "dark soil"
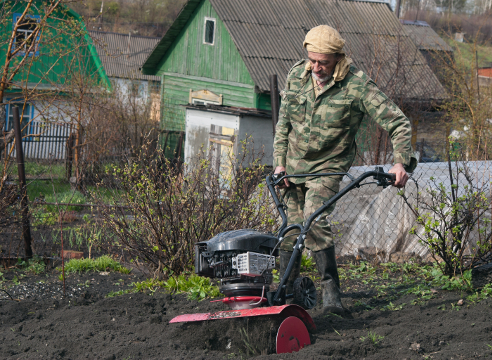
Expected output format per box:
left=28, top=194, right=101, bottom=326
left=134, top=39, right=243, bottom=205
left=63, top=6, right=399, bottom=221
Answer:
left=1, top=267, right=492, bottom=360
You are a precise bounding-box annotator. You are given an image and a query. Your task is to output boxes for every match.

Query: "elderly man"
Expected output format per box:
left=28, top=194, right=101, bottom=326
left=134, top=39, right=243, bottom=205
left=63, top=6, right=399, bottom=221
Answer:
left=273, top=25, right=417, bottom=314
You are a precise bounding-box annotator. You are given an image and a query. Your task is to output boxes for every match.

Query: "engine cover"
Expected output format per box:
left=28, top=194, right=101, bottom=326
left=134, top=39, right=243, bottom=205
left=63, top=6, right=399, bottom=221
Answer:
left=197, top=229, right=278, bottom=254
left=195, top=229, right=278, bottom=277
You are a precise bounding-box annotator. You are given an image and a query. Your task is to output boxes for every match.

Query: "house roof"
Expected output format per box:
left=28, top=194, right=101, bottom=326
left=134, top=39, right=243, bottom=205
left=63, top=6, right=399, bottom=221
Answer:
left=2, top=1, right=110, bottom=90
left=478, top=68, right=492, bottom=78
left=89, top=30, right=160, bottom=81
left=401, top=20, right=453, bottom=52
left=142, top=0, right=446, bottom=101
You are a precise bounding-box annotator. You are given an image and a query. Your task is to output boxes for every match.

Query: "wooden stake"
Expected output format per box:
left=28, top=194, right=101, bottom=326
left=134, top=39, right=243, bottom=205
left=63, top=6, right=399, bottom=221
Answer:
left=12, top=106, right=32, bottom=259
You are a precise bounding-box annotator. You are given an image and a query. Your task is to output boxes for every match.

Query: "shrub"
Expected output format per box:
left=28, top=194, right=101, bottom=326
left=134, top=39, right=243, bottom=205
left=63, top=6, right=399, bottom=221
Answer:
left=93, top=142, right=276, bottom=276
left=401, top=150, right=492, bottom=276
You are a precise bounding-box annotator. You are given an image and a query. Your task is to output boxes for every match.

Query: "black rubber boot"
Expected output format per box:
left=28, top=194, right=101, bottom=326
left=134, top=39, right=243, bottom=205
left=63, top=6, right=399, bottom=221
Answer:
left=320, top=279, right=345, bottom=315
left=279, top=250, right=301, bottom=296
left=314, top=247, right=345, bottom=314
left=313, top=247, right=340, bottom=288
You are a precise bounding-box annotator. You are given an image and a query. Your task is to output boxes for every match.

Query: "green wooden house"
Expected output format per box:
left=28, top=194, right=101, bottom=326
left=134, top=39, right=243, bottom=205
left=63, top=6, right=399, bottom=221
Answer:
left=142, top=0, right=446, bottom=163
left=1, top=0, right=108, bottom=159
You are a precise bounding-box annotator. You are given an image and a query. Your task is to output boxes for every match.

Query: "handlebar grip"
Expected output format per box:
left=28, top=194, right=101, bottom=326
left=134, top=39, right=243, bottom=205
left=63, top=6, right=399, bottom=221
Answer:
left=272, top=171, right=285, bottom=182
left=387, top=173, right=396, bottom=181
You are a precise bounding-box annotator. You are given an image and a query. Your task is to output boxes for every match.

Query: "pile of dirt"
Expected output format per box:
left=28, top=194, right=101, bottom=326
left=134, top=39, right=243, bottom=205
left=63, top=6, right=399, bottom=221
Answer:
left=1, top=269, right=492, bottom=359
left=175, top=316, right=281, bottom=356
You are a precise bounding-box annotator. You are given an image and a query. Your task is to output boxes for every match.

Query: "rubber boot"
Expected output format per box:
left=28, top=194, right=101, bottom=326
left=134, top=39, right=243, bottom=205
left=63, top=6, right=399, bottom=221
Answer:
left=320, top=279, right=345, bottom=315
left=314, top=247, right=345, bottom=315
left=279, top=250, right=301, bottom=297
left=313, top=247, right=340, bottom=288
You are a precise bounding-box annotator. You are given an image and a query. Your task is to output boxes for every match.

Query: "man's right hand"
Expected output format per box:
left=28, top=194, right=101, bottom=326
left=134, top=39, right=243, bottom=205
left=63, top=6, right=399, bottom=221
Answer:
left=274, top=166, right=290, bottom=188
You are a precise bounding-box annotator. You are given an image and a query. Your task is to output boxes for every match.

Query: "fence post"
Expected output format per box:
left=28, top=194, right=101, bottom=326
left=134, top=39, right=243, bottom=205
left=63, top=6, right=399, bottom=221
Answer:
left=66, top=132, right=75, bottom=181
left=12, top=106, right=33, bottom=259
left=269, top=74, right=280, bottom=138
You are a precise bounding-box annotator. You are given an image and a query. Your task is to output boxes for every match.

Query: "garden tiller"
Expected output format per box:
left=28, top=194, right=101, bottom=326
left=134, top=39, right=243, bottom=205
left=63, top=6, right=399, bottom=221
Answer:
left=170, top=167, right=396, bottom=354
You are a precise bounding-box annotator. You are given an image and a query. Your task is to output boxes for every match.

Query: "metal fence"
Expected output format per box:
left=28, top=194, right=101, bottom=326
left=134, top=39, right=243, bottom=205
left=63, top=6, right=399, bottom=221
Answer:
left=9, top=121, right=73, bottom=161
left=329, top=154, right=492, bottom=264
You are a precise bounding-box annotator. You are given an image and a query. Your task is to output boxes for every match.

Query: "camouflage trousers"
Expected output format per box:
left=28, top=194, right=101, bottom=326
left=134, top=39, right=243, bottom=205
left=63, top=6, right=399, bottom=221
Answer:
left=280, top=177, right=342, bottom=252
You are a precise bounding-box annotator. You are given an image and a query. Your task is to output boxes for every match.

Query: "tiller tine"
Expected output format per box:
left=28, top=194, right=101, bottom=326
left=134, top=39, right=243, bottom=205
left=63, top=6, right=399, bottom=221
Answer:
left=170, top=304, right=315, bottom=354
left=169, top=304, right=316, bottom=332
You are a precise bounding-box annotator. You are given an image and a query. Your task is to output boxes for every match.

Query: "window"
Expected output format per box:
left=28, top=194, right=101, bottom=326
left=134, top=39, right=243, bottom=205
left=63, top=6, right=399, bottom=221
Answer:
left=5, top=103, right=33, bottom=139
left=130, top=80, right=145, bottom=98
left=149, top=80, right=161, bottom=95
left=189, top=89, right=223, bottom=105
left=192, top=98, right=220, bottom=106
left=209, top=125, right=236, bottom=186
left=203, top=17, right=216, bottom=45
left=12, top=13, right=40, bottom=56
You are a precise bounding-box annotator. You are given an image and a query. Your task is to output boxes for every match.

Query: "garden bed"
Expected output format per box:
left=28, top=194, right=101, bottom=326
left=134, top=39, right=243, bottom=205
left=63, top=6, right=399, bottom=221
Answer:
left=1, top=261, right=491, bottom=359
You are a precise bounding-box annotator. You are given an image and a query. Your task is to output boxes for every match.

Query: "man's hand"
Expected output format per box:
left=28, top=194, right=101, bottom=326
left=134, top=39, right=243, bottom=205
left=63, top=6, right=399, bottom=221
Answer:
left=388, top=163, right=408, bottom=188
left=274, top=166, right=290, bottom=188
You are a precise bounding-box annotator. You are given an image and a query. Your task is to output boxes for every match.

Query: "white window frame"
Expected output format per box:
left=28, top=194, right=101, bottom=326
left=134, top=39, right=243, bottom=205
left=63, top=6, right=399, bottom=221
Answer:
left=12, top=13, right=40, bottom=56
left=191, top=98, right=220, bottom=106
left=203, top=17, right=216, bottom=46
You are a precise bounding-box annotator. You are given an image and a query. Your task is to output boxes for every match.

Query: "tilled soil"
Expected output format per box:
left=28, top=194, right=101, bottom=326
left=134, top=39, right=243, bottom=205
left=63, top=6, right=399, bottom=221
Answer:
left=1, top=270, right=492, bottom=360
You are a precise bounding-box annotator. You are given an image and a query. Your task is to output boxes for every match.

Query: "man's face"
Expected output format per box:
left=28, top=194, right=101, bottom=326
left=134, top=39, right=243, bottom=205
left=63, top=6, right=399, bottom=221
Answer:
left=308, top=52, right=340, bottom=83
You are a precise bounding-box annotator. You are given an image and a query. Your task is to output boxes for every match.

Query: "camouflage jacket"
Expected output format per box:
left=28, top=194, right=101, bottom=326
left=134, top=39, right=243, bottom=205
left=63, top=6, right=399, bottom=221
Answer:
left=273, top=60, right=417, bottom=184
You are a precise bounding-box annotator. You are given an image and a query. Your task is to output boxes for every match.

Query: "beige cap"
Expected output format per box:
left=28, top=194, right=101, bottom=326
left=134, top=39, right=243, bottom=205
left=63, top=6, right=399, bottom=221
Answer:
left=303, top=25, right=345, bottom=54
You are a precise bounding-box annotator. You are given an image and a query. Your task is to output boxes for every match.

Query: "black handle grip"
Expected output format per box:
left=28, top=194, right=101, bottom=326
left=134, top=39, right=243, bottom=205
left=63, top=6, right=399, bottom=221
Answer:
left=373, top=167, right=396, bottom=187
left=272, top=171, right=286, bottom=184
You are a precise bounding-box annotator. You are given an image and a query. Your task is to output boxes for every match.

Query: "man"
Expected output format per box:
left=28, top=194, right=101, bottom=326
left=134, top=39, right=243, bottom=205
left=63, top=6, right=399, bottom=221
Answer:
left=273, top=25, right=417, bottom=314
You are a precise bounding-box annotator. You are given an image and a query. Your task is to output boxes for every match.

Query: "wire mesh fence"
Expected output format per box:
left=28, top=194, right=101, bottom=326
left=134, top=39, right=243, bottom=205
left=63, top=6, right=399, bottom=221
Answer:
left=329, top=142, right=492, bottom=268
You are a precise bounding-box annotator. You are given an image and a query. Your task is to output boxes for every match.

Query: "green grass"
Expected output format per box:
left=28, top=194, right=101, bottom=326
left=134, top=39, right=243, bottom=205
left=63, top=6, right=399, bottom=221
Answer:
left=340, top=261, right=487, bottom=312
left=107, top=278, right=165, bottom=297
left=444, top=37, right=492, bottom=71
left=27, top=179, right=71, bottom=202
left=61, top=255, right=130, bottom=274
left=360, top=331, right=384, bottom=346
left=43, top=189, right=87, bottom=212
left=1, top=161, right=65, bottom=179
left=27, top=179, right=122, bottom=225
left=16, top=256, right=46, bottom=275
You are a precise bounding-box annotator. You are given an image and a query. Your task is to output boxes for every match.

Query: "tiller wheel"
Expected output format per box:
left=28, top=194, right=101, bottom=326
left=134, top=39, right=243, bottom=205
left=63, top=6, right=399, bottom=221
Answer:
left=276, top=316, right=311, bottom=354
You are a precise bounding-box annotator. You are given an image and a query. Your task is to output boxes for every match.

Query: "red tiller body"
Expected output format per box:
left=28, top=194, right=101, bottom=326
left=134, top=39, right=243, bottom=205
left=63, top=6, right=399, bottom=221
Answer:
left=169, top=303, right=316, bottom=333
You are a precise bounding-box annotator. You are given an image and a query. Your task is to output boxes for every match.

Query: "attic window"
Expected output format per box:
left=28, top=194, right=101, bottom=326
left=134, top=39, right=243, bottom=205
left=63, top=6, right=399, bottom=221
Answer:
left=192, top=98, right=220, bottom=106
left=12, top=13, right=40, bottom=56
left=204, top=17, right=215, bottom=45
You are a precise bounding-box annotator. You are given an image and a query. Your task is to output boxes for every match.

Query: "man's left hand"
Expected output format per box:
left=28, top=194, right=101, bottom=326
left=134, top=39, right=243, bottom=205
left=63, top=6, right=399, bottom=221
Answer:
left=388, top=163, right=408, bottom=188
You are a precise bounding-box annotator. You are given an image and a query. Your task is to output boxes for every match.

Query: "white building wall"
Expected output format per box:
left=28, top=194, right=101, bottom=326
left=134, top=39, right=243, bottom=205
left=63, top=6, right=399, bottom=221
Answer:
left=4, top=98, right=76, bottom=160
left=111, top=77, right=150, bottom=104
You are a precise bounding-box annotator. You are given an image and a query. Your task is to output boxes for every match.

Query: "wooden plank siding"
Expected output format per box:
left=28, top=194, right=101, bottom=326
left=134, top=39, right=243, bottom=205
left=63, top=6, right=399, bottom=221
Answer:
left=156, top=0, right=253, bottom=84
left=156, top=0, right=260, bottom=142
left=161, top=74, right=255, bottom=131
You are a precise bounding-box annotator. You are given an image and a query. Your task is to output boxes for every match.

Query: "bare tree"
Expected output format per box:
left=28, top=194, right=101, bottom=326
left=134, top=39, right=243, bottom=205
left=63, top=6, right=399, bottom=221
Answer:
left=0, top=0, right=64, bottom=155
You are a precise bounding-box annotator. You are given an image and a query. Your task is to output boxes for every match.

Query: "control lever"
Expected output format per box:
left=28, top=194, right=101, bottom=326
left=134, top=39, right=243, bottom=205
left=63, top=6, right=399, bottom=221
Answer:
left=373, top=167, right=395, bottom=188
